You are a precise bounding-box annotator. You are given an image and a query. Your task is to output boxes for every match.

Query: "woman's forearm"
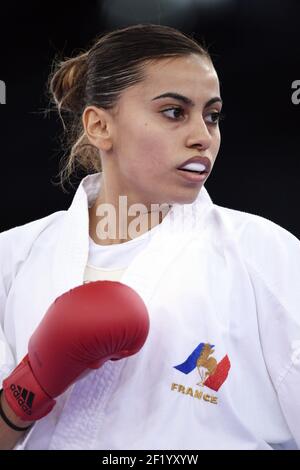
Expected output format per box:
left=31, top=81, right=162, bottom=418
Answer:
left=0, top=392, right=33, bottom=450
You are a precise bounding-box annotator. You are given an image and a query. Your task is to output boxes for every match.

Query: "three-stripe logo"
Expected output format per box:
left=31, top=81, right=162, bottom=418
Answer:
left=10, top=384, right=35, bottom=415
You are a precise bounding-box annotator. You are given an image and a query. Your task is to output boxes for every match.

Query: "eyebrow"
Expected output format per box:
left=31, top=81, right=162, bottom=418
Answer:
left=151, top=92, right=223, bottom=108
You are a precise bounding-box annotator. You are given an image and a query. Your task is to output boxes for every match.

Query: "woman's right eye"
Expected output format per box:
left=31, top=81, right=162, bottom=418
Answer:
left=161, top=107, right=185, bottom=120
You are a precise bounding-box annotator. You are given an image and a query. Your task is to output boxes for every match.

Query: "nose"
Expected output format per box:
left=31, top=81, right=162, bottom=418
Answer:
left=185, top=116, right=212, bottom=151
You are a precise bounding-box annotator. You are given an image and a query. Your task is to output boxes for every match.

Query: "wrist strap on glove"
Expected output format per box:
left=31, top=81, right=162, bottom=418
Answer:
left=3, top=355, right=56, bottom=421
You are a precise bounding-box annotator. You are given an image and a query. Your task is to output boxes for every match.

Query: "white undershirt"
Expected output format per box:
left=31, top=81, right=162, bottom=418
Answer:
left=83, top=224, right=161, bottom=283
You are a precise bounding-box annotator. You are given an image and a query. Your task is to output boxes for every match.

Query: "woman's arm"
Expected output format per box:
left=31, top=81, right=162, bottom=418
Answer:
left=240, top=217, right=300, bottom=447
left=0, top=391, right=33, bottom=450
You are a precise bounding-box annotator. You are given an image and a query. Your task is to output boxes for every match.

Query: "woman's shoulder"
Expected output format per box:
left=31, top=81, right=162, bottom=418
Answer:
left=0, top=210, right=66, bottom=278
left=214, top=203, right=299, bottom=248
left=213, top=203, right=300, bottom=286
left=1, top=210, right=66, bottom=245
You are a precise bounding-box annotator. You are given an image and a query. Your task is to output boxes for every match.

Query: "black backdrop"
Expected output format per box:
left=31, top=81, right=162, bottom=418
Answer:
left=0, top=0, right=299, bottom=237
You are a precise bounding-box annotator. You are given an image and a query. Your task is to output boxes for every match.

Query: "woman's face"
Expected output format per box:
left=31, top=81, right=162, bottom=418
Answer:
left=105, top=53, right=222, bottom=206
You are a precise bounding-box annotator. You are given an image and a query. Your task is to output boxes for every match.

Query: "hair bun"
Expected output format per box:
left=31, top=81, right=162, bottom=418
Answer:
left=50, top=51, right=88, bottom=114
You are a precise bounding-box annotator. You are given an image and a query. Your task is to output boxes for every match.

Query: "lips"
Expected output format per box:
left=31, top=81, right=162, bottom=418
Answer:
left=177, top=156, right=211, bottom=174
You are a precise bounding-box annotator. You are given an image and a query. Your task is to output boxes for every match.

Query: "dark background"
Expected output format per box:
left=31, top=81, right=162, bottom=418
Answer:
left=0, top=0, right=299, bottom=237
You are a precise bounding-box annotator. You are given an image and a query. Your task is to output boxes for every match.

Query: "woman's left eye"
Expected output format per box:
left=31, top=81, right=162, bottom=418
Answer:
left=161, top=108, right=225, bottom=124
left=161, top=107, right=185, bottom=120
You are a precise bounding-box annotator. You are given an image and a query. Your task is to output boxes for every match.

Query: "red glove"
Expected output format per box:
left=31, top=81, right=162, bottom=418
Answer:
left=3, top=281, right=149, bottom=421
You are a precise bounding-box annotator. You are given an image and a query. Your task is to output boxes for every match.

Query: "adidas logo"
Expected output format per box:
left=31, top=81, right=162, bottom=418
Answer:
left=10, top=384, right=35, bottom=416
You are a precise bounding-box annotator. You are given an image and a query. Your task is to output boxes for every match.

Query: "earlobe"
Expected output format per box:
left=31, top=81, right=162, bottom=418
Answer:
left=82, top=106, right=113, bottom=151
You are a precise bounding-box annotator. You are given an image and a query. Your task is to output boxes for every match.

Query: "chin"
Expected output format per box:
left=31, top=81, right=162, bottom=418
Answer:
left=153, top=183, right=203, bottom=206
left=172, top=187, right=203, bottom=205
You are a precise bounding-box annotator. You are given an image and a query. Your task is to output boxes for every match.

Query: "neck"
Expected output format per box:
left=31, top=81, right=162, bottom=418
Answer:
left=89, top=194, right=171, bottom=246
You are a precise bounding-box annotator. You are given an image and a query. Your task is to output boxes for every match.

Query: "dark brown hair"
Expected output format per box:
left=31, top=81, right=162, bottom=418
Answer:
left=48, top=24, right=210, bottom=185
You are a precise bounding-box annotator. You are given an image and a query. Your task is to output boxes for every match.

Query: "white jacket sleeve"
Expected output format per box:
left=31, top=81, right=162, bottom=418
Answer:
left=0, top=229, right=18, bottom=386
left=0, top=211, right=64, bottom=387
left=0, top=213, right=64, bottom=450
left=240, top=217, right=300, bottom=447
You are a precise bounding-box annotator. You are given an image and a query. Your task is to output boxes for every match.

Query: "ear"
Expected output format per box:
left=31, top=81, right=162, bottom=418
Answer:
left=82, top=105, right=113, bottom=152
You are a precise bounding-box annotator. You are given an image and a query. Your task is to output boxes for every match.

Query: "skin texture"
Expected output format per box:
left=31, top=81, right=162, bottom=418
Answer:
left=0, top=392, right=33, bottom=450
left=83, top=54, right=222, bottom=244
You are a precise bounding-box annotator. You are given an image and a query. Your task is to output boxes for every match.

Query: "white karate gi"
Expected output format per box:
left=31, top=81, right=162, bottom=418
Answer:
left=0, top=173, right=299, bottom=450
